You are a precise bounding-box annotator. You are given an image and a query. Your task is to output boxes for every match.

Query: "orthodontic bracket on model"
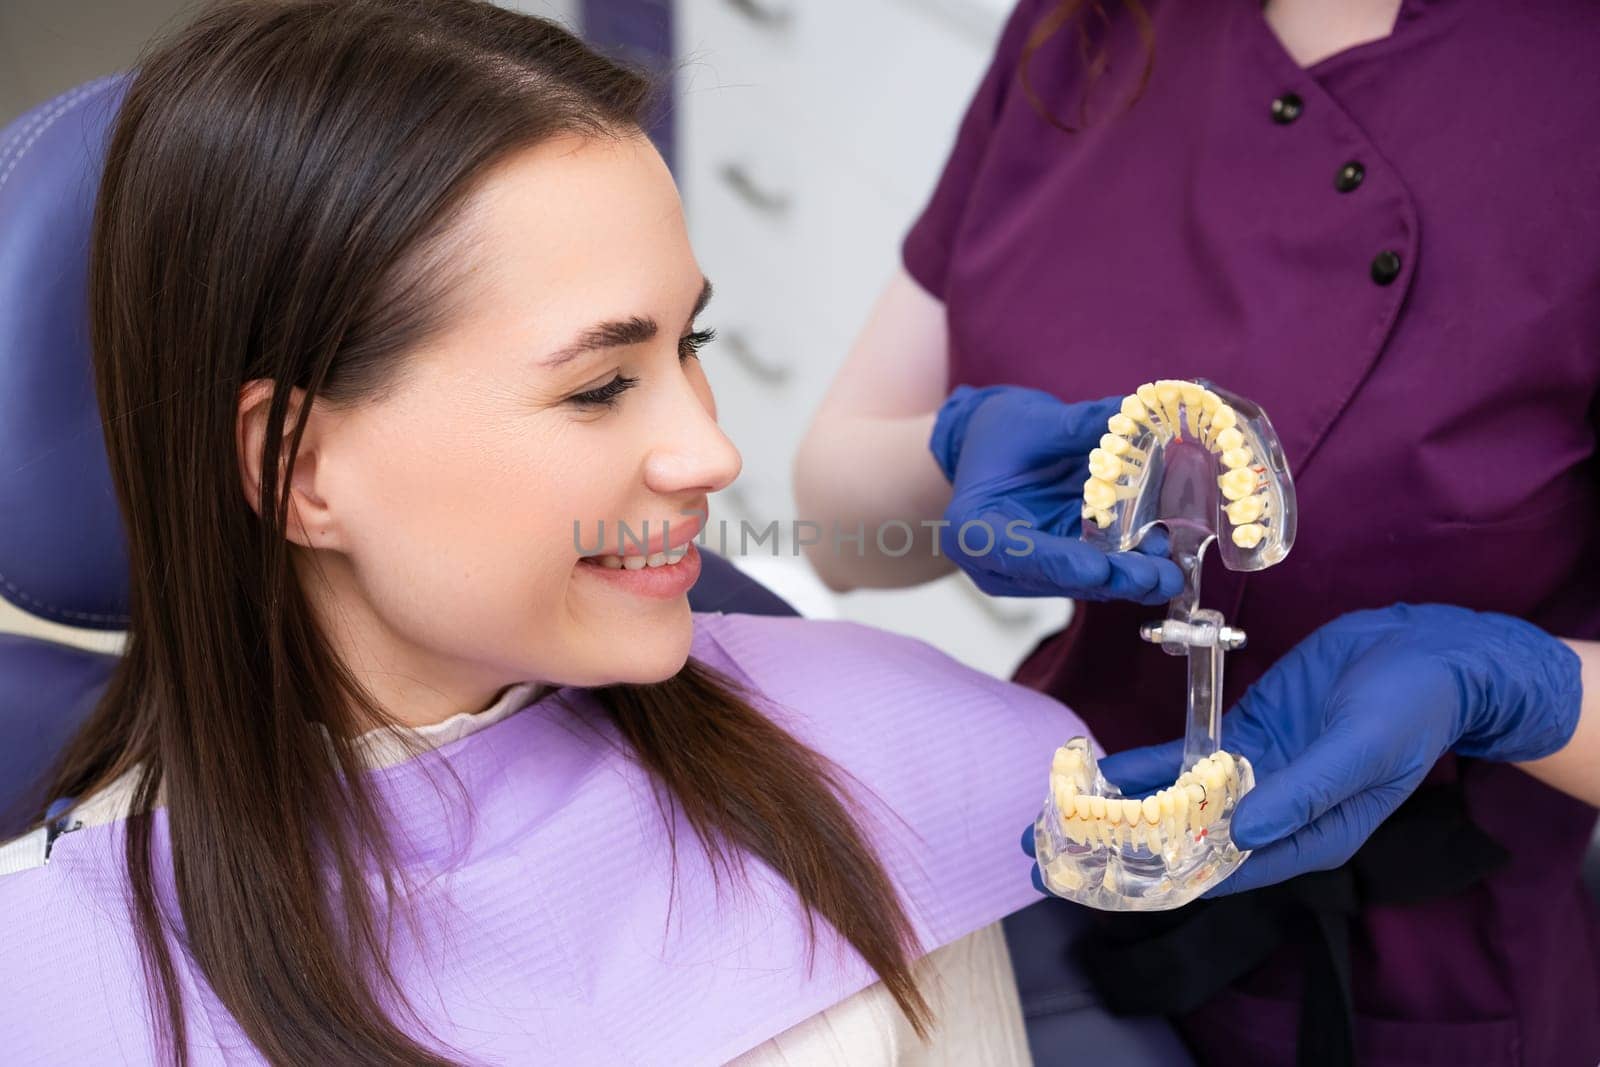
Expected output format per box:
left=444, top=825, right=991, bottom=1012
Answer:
left=1033, top=379, right=1298, bottom=911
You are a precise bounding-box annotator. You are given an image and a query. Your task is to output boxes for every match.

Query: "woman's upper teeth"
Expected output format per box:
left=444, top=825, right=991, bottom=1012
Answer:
left=595, top=545, right=689, bottom=570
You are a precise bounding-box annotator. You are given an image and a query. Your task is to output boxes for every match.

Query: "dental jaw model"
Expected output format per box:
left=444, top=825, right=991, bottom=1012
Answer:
left=1033, top=379, right=1297, bottom=911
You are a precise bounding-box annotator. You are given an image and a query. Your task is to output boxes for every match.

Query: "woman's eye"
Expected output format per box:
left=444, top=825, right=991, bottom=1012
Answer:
left=679, top=326, right=716, bottom=361
left=567, top=373, right=639, bottom=408
left=566, top=328, right=714, bottom=409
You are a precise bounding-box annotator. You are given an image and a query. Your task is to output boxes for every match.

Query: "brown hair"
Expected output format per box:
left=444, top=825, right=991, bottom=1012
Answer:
left=43, top=0, right=930, bottom=1062
left=1021, top=0, right=1155, bottom=131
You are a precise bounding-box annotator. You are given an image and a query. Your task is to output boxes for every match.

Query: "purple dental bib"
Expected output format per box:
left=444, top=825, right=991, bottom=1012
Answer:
left=0, top=612, right=1081, bottom=1064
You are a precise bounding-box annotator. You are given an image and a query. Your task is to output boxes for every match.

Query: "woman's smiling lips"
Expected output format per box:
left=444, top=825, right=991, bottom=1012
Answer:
left=575, top=511, right=706, bottom=599
left=576, top=540, right=702, bottom=598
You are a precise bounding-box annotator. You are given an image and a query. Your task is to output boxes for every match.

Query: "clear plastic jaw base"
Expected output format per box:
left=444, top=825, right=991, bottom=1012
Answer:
left=1033, top=738, right=1255, bottom=911
left=1032, top=379, right=1296, bottom=911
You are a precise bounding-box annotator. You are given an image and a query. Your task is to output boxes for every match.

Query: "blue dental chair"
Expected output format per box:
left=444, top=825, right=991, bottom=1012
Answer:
left=4, top=74, right=1597, bottom=1067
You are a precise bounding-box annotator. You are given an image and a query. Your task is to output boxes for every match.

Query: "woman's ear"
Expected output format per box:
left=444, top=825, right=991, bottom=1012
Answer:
left=236, top=380, right=339, bottom=550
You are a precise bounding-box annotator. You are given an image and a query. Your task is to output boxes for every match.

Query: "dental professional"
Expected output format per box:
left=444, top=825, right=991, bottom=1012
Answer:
left=0, top=1, right=1089, bottom=1063
left=794, top=1, right=1600, bottom=1065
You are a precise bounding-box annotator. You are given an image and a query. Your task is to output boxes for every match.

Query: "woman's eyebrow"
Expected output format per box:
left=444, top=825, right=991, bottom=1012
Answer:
left=541, top=277, right=714, bottom=368
left=542, top=316, right=655, bottom=367
left=688, top=277, right=714, bottom=324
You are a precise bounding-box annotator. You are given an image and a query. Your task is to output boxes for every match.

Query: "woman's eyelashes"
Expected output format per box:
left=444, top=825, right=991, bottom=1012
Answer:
left=568, top=373, right=639, bottom=408
left=566, top=326, right=716, bottom=409
left=680, top=326, right=716, bottom=360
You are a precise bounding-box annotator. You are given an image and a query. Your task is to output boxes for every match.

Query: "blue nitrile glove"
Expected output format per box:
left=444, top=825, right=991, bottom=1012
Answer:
left=930, top=384, right=1184, bottom=605
left=1054, top=603, right=1584, bottom=897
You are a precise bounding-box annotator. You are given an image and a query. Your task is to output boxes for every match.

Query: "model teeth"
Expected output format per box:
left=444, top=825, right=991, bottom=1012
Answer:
left=1231, top=524, right=1266, bottom=549
left=1082, top=379, right=1278, bottom=551
left=1154, top=381, right=1184, bottom=432
left=1220, top=447, right=1253, bottom=470
left=1119, top=394, right=1162, bottom=434
left=1088, top=449, right=1125, bottom=481
left=1083, top=479, right=1119, bottom=511
left=591, top=544, right=690, bottom=570
left=1046, top=743, right=1245, bottom=858
left=1106, top=413, right=1141, bottom=437
left=1203, top=404, right=1237, bottom=447
left=1098, top=433, right=1144, bottom=460
left=1178, top=382, right=1207, bottom=437
left=1225, top=495, right=1268, bottom=524
left=1218, top=467, right=1259, bottom=501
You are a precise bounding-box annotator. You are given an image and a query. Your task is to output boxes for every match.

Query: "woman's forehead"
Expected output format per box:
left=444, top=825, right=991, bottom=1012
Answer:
left=448, top=133, right=695, bottom=338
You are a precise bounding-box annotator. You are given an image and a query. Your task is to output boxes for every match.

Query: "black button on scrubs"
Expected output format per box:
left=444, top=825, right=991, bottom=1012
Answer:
left=1270, top=93, right=1303, bottom=124
left=1371, top=250, right=1403, bottom=285
left=1335, top=161, right=1365, bottom=192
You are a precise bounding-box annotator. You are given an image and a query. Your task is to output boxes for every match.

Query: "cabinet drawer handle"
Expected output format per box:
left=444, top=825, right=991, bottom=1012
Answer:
left=955, top=573, right=1036, bottom=627
left=718, top=162, right=791, bottom=218
left=723, top=0, right=793, bottom=29
left=724, top=329, right=791, bottom=384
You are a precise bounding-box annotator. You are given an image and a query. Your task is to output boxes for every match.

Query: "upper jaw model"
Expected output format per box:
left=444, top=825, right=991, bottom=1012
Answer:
left=1034, top=379, right=1297, bottom=911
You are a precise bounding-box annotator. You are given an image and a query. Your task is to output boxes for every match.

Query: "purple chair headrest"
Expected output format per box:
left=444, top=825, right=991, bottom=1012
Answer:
left=0, top=75, right=132, bottom=630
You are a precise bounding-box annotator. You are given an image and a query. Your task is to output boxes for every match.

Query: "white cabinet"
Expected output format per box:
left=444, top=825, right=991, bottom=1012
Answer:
left=676, top=0, right=1075, bottom=679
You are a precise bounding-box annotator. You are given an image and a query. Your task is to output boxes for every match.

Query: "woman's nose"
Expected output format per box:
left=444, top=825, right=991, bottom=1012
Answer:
left=644, top=377, right=742, bottom=495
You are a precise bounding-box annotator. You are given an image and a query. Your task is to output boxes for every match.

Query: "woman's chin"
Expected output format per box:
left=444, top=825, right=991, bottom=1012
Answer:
left=587, top=612, right=696, bottom=685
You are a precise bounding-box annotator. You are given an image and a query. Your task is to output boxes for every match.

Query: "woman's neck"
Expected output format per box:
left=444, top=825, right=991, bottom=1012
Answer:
left=296, top=552, right=535, bottom=730
left=1261, top=0, right=1405, bottom=69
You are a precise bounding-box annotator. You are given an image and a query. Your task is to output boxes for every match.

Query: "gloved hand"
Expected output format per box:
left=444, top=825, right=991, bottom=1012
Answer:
left=1030, top=603, right=1581, bottom=896
left=930, top=384, right=1183, bottom=604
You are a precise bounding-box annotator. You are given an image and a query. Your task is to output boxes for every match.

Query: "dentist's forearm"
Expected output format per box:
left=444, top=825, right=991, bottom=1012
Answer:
left=1516, top=638, right=1600, bottom=807
left=794, top=269, right=959, bottom=592
left=792, top=411, right=957, bottom=591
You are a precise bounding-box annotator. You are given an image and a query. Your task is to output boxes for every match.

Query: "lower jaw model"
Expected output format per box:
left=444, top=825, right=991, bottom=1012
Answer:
left=1033, top=379, right=1296, bottom=911
left=1036, top=740, right=1254, bottom=910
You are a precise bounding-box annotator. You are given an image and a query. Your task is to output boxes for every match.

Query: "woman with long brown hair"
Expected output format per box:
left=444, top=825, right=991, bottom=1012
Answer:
left=0, top=1, right=1080, bottom=1062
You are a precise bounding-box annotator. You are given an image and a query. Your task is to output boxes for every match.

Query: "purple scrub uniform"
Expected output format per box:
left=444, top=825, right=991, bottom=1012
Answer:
left=904, top=1, right=1600, bottom=1064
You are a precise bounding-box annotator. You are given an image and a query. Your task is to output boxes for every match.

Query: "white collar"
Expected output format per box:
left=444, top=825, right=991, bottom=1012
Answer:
left=64, top=680, right=553, bottom=832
